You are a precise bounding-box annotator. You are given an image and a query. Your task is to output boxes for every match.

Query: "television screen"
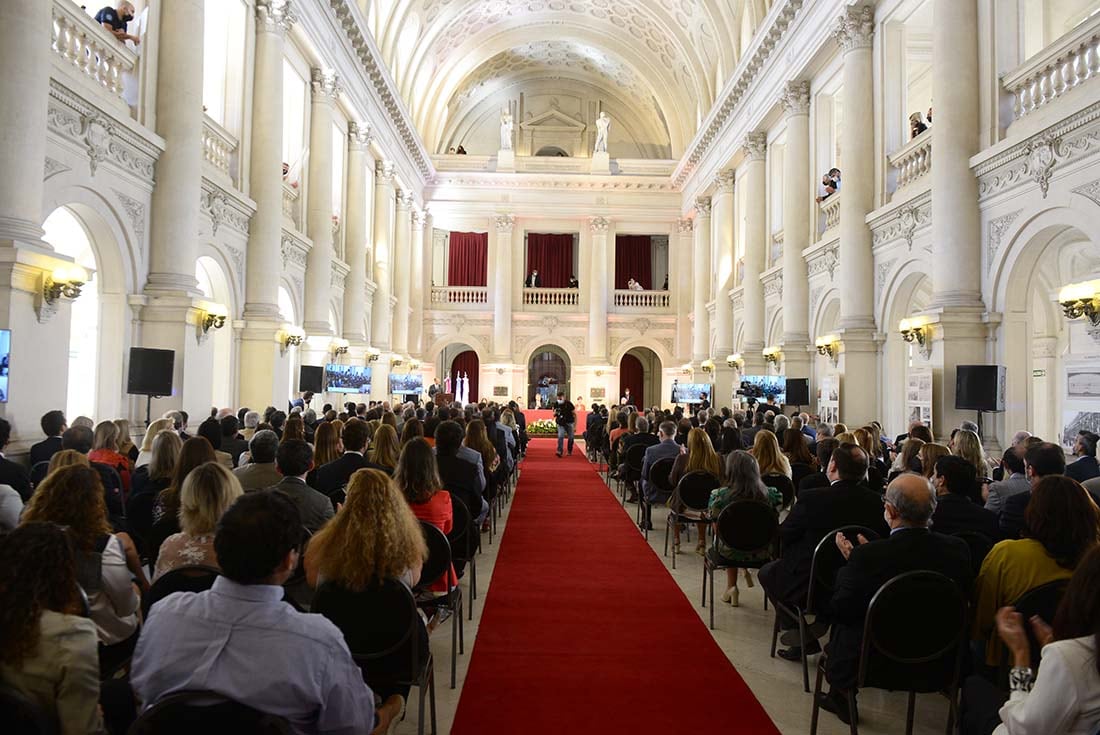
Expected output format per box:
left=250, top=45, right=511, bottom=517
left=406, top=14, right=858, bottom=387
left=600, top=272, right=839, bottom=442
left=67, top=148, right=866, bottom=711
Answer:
left=324, top=364, right=372, bottom=394
left=390, top=373, right=423, bottom=396
left=671, top=382, right=711, bottom=403
left=0, top=329, right=9, bottom=403
left=740, top=375, right=786, bottom=405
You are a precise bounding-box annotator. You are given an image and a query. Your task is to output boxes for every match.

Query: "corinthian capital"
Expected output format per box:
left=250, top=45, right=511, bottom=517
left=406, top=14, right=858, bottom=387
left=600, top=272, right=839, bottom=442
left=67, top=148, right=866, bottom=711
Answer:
left=395, top=189, right=414, bottom=211
left=255, top=0, right=295, bottom=34
left=375, top=159, right=395, bottom=183
left=834, top=5, right=875, bottom=53
left=589, top=217, right=610, bottom=234
left=694, top=197, right=712, bottom=217
left=495, top=214, right=515, bottom=233
left=677, top=217, right=694, bottom=234
left=712, top=169, right=735, bottom=194
left=348, top=121, right=373, bottom=150
left=310, top=68, right=341, bottom=101
left=781, top=81, right=811, bottom=117
left=742, top=132, right=768, bottom=161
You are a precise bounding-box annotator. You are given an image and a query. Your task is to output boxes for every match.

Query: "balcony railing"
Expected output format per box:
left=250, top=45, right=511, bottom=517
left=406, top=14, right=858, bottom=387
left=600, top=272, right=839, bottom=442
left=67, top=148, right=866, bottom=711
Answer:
left=1003, top=12, right=1100, bottom=121
left=202, top=115, right=238, bottom=184
left=523, top=287, right=578, bottom=307
left=51, top=0, right=138, bottom=103
left=888, top=130, right=932, bottom=192
left=612, top=289, right=671, bottom=309
left=430, top=285, right=488, bottom=306
left=819, top=192, right=841, bottom=238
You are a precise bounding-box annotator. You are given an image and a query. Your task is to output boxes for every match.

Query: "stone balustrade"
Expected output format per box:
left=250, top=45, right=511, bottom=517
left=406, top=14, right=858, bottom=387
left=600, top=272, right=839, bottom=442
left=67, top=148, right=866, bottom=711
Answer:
left=819, top=192, right=842, bottom=237
left=430, top=285, right=489, bottom=306
left=51, top=0, right=138, bottom=102
left=1004, top=12, right=1100, bottom=120
left=523, top=287, right=579, bottom=307
left=202, top=115, right=238, bottom=182
left=612, top=289, right=671, bottom=309
left=888, top=130, right=931, bottom=192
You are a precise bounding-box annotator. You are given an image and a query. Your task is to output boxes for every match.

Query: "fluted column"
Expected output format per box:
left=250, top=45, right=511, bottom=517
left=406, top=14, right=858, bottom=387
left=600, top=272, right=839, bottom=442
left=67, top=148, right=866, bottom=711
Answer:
left=342, top=121, right=372, bottom=344
left=408, top=208, right=426, bottom=356
left=691, top=198, right=712, bottom=361
left=391, top=191, right=412, bottom=354
left=741, top=133, right=768, bottom=372
left=491, top=214, right=515, bottom=359
left=589, top=217, right=611, bottom=362
left=781, top=81, right=812, bottom=377
left=674, top=218, right=694, bottom=362
left=711, top=170, right=736, bottom=356
left=370, top=160, right=395, bottom=350
left=303, top=68, right=339, bottom=335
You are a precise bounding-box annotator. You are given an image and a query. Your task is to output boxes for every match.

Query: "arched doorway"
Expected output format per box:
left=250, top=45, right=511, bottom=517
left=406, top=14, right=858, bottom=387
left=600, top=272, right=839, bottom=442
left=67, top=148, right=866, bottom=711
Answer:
left=195, top=256, right=234, bottom=410
left=440, top=343, right=479, bottom=402
left=535, top=146, right=570, bottom=157
left=528, top=345, right=570, bottom=409
left=880, top=273, right=932, bottom=438
left=619, top=346, right=661, bottom=408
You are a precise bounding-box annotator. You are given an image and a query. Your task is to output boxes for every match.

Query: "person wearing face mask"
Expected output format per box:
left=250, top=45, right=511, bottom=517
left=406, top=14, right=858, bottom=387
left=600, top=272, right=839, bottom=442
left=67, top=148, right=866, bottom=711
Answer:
left=95, top=3, right=142, bottom=45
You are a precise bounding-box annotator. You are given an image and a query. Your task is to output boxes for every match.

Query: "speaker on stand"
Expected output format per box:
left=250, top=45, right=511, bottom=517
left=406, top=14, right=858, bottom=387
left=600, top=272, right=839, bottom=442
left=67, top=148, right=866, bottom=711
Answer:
left=127, top=348, right=176, bottom=427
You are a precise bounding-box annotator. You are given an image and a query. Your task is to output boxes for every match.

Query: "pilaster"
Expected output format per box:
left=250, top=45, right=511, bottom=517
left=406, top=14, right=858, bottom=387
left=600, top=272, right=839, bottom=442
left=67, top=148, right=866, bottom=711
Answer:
left=691, top=198, right=712, bottom=361
left=588, top=216, right=611, bottom=362
left=303, top=67, right=340, bottom=336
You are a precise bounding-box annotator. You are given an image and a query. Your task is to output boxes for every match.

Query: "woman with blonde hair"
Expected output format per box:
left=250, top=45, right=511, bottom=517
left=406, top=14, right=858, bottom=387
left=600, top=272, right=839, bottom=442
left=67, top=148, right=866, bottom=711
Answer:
left=153, top=462, right=242, bottom=580
left=135, top=418, right=174, bottom=468
left=918, top=443, right=951, bottom=480
left=890, top=437, right=926, bottom=481
left=751, top=429, right=792, bottom=478
left=46, top=449, right=89, bottom=475
left=954, top=428, right=993, bottom=478
left=114, top=418, right=138, bottom=463
left=369, top=424, right=400, bottom=474
left=313, top=421, right=343, bottom=466
left=89, top=421, right=132, bottom=494
left=852, top=427, right=885, bottom=492
left=668, top=427, right=722, bottom=556
left=152, top=437, right=216, bottom=527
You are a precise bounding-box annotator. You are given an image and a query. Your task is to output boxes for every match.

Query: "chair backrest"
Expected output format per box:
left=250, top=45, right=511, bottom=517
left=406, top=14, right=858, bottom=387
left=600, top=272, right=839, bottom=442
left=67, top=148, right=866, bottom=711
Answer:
left=625, top=444, right=647, bottom=471
left=806, top=525, right=881, bottom=612
left=448, top=495, right=476, bottom=562
left=1010, top=578, right=1070, bottom=670
left=951, top=530, right=994, bottom=578
left=328, top=485, right=347, bottom=510
left=129, top=690, right=293, bottom=735
left=648, top=457, right=676, bottom=493
left=0, top=679, right=59, bottom=735
left=29, top=461, right=50, bottom=489
left=143, top=565, right=220, bottom=617
left=677, top=471, right=720, bottom=512
left=715, top=500, right=779, bottom=554
left=762, top=473, right=795, bottom=508
left=416, top=520, right=453, bottom=591
left=859, top=570, right=967, bottom=694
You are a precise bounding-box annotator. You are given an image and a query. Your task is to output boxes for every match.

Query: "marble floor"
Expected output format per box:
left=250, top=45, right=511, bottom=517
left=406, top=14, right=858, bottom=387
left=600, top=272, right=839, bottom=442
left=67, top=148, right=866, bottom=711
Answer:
left=400, top=447, right=953, bottom=734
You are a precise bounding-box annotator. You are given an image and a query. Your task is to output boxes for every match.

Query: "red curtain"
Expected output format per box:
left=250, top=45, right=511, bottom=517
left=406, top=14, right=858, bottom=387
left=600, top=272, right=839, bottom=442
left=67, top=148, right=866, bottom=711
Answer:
left=451, top=350, right=479, bottom=402
left=614, top=236, right=653, bottom=290
left=447, top=232, right=488, bottom=286
left=619, top=353, right=644, bottom=408
left=526, top=233, right=574, bottom=287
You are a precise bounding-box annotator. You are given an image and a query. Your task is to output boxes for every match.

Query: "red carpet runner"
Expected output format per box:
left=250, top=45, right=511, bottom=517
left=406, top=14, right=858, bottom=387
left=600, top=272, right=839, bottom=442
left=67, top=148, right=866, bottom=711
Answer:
left=450, top=441, right=781, bottom=734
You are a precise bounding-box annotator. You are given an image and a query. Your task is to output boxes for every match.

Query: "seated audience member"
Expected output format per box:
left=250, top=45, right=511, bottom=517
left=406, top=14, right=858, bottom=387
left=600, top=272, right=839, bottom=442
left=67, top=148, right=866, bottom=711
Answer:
left=668, top=428, right=721, bottom=554
left=395, top=439, right=457, bottom=594
left=817, top=474, right=972, bottom=725
left=196, top=417, right=234, bottom=469
left=72, top=416, right=95, bottom=430
left=889, top=437, right=926, bottom=481
left=154, top=462, right=242, bottom=580
left=918, top=443, right=951, bottom=480
left=1066, top=430, right=1100, bottom=483
left=401, top=418, right=425, bottom=447
left=618, top=417, right=661, bottom=501
left=154, top=437, right=217, bottom=526
left=313, top=420, right=380, bottom=497
left=312, top=421, right=344, bottom=468
left=798, top=438, right=838, bottom=495
left=267, top=439, right=333, bottom=533
left=88, top=421, right=133, bottom=495
left=232, top=429, right=283, bottom=493
left=463, top=420, right=501, bottom=529
left=131, top=491, right=401, bottom=734
left=783, top=426, right=817, bottom=489
left=759, top=444, right=890, bottom=661
left=0, top=482, right=22, bottom=532
left=985, top=447, right=1031, bottom=515
left=435, top=420, right=489, bottom=526
left=369, top=424, right=400, bottom=475
left=127, top=430, right=182, bottom=545
left=281, top=416, right=306, bottom=443
left=47, top=449, right=90, bottom=474
left=0, top=419, right=31, bottom=501
left=709, top=451, right=785, bottom=607
left=851, top=428, right=886, bottom=493
left=999, top=442, right=1067, bottom=539
left=115, top=419, right=139, bottom=464
left=241, top=410, right=261, bottom=440
left=0, top=523, right=106, bottom=735
left=640, top=421, right=682, bottom=520
left=752, top=429, right=795, bottom=503
left=21, top=466, right=146, bottom=671
left=30, top=409, right=67, bottom=466
left=134, top=418, right=174, bottom=469
left=219, top=415, right=249, bottom=467
left=930, top=455, right=1000, bottom=539
left=973, top=475, right=1100, bottom=665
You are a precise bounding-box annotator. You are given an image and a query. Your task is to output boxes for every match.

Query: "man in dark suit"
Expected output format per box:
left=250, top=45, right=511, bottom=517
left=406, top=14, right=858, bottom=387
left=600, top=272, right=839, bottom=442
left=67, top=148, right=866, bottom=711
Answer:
left=0, top=418, right=31, bottom=501
left=817, top=474, right=972, bottom=725
left=508, top=400, right=528, bottom=455
left=639, top=421, right=681, bottom=528
left=618, top=417, right=661, bottom=503
left=758, top=443, right=890, bottom=660
left=312, top=419, right=380, bottom=497
left=929, top=455, right=999, bottom=539
left=266, top=440, right=334, bottom=533
left=435, top=420, right=488, bottom=526
left=998, top=442, right=1065, bottom=538
left=219, top=415, right=250, bottom=468
left=1065, top=430, right=1100, bottom=483
left=524, top=270, right=541, bottom=287
left=30, top=410, right=67, bottom=467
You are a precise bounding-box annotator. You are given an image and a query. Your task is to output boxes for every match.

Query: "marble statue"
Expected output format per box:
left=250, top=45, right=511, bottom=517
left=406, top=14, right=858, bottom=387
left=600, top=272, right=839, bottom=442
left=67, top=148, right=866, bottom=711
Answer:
left=500, top=108, right=514, bottom=151
left=594, top=111, right=611, bottom=154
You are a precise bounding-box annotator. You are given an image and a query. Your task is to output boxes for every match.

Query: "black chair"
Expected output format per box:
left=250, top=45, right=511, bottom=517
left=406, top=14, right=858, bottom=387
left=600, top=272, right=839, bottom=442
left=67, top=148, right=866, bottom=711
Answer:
left=640, top=457, right=675, bottom=536
left=791, top=462, right=816, bottom=497
left=664, top=471, right=719, bottom=570
left=29, top=461, right=50, bottom=490
left=448, top=495, right=478, bottom=620
left=142, top=565, right=220, bottom=617
left=762, top=472, right=796, bottom=509
left=702, top=500, right=779, bottom=629
left=145, top=514, right=179, bottom=571
left=951, top=530, right=994, bottom=580
left=768, top=525, right=882, bottom=693
left=620, top=444, right=647, bottom=506
left=314, top=579, right=436, bottom=735
left=998, top=578, right=1069, bottom=681
left=125, top=492, right=157, bottom=560
left=810, top=571, right=968, bottom=735
left=128, top=690, right=293, bottom=734
left=415, top=521, right=464, bottom=689
left=327, top=485, right=347, bottom=511
left=0, top=679, right=59, bottom=735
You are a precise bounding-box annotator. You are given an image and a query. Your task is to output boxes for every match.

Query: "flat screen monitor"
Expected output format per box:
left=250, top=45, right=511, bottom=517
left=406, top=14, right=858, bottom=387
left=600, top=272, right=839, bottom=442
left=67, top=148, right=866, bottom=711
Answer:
left=740, top=375, right=786, bottom=405
left=671, top=382, right=711, bottom=403
left=0, top=329, right=10, bottom=403
left=390, top=373, right=423, bottom=396
left=324, top=364, right=372, bottom=394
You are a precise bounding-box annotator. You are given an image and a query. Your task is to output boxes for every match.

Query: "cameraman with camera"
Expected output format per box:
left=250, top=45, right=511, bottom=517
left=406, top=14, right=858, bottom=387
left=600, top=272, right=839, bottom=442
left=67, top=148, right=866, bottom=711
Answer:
left=554, top=392, right=576, bottom=457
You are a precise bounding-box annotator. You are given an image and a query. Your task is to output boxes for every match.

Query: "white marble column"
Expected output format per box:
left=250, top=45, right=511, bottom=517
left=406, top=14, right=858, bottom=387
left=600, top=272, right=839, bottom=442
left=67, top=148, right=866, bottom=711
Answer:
left=711, top=171, right=736, bottom=357
left=408, top=208, right=426, bottom=356
left=342, top=121, right=371, bottom=345
left=741, top=133, right=768, bottom=372
left=303, top=68, right=339, bottom=336
left=589, top=217, right=611, bottom=362
left=491, top=214, right=515, bottom=359
left=781, top=81, right=812, bottom=376
left=691, top=198, right=712, bottom=361
left=391, top=191, right=412, bottom=355
left=370, top=160, right=395, bottom=351
left=674, top=218, right=694, bottom=362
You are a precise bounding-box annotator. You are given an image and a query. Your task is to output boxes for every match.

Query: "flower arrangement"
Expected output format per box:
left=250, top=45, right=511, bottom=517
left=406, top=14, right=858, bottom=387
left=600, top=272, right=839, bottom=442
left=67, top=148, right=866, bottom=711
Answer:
left=527, top=418, right=558, bottom=435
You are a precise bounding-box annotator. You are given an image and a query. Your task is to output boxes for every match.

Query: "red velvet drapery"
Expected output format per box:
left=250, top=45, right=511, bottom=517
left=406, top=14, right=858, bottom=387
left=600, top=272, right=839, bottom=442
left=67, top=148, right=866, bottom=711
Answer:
left=451, top=350, right=480, bottom=402
left=619, top=353, right=644, bottom=408
left=447, top=232, right=488, bottom=286
left=525, top=233, right=574, bottom=287
left=614, top=235, right=653, bottom=290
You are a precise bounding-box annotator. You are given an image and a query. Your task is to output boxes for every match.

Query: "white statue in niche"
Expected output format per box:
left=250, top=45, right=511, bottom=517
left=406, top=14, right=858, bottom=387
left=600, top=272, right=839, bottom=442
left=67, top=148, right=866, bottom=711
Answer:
left=594, top=111, right=611, bottom=154
left=499, top=108, right=514, bottom=151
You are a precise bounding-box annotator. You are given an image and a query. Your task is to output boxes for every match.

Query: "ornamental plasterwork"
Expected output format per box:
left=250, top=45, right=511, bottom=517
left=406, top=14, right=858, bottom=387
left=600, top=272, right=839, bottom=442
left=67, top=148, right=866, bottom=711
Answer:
left=833, top=5, right=875, bottom=52
left=875, top=258, right=898, bottom=296
left=564, top=334, right=587, bottom=353
left=731, top=291, right=744, bottom=312
left=542, top=315, right=560, bottom=331
left=375, top=159, right=397, bottom=182
left=310, top=67, right=341, bottom=100
left=763, top=273, right=783, bottom=297
left=986, top=210, right=1023, bottom=274
left=255, top=0, right=296, bottom=33
left=1024, top=133, right=1060, bottom=198
left=810, top=286, right=824, bottom=312
left=677, top=218, right=693, bottom=234
left=694, top=197, right=712, bottom=217
left=589, top=217, right=610, bottom=234
left=742, top=132, right=768, bottom=161
left=871, top=194, right=931, bottom=251
left=221, top=243, right=246, bottom=291
left=280, top=235, right=309, bottom=270
left=495, top=214, right=515, bottom=232
left=712, top=169, right=735, bottom=194
left=200, top=186, right=252, bottom=237
left=1072, top=178, right=1100, bottom=207
left=112, top=188, right=145, bottom=242
left=780, top=80, right=811, bottom=117
left=657, top=337, right=674, bottom=355
left=43, top=157, right=70, bottom=180
left=426, top=175, right=676, bottom=193
left=807, top=242, right=839, bottom=281
left=348, top=121, right=373, bottom=149
left=628, top=318, right=652, bottom=334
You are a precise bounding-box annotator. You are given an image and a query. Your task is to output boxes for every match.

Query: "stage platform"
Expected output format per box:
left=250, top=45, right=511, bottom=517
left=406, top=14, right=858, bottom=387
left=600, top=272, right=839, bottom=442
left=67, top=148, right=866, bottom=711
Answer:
left=523, top=408, right=588, bottom=427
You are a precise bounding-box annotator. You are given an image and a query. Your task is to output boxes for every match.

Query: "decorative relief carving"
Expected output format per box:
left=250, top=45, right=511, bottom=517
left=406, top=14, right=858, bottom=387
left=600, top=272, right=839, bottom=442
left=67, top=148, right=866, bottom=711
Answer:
left=542, top=316, right=560, bottom=331
left=112, top=189, right=145, bottom=242
left=310, top=67, right=341, bottom=100
left=348, top=121, right=372, bottom=149
left=834, top=5, right=875, bottom=53
left=872, top=195, right=931, bottom=250
left=657, top=337, right=674, bottom=355
left=255, top=0, right=296, bottom=33
left=876, top=258, right=897, bottom=295
left=43, top=157, right=70, bottom=179
left=628, top=318, right=652, bottom=334
left=375, top=159, right=396, bottom=183
left=781, top=80, right=810, bottom=117
left=589, top=216, right=610, bottom=234
left=677, top=218, right=693, bottom=234
left=712, top=169, right=735, bottom=193
left=694, top=197, right=712, bottom=217
left=494, top=214, right=515, bottom=233
left=46, top=84, right=158, bottom=181
left=763, top=274, right=783, bottom=297
left=986, top=210, right=1023, bottom=274
left=201, top=187, right=251, bottom=236
left=807, top=242, right=839, bottom=281
left=330, top=269, right=346, bottom=290
left=565, top=334, right=586, bottom=353
left=1072, top=179, right=1100, bottom=206
left=1024, top=133, right=1059, bottom=198
left=222, top=243, right=246, bottom=289
left=281, top=236, right=309, bottom=270
left=742, top=132, right=768, bottom=161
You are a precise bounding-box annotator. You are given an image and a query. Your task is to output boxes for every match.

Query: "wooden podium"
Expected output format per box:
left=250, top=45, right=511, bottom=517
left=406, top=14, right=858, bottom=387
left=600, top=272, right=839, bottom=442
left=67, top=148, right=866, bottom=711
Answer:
left=434, top=393, right=454, bottom=406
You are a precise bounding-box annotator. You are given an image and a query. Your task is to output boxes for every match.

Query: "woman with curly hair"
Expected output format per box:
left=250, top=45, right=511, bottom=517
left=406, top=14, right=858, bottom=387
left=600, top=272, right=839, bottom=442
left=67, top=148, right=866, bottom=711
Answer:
left=369, top=424, right=400, bottom=475
left=47, top=448, right=90, bottom=474
left=0, top=522, right=104, bottom=735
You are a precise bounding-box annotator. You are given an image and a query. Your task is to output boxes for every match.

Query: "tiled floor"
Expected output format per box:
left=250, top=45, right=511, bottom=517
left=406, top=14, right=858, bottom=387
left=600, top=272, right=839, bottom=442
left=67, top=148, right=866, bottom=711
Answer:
left=401, top=448, right=952, bottom=734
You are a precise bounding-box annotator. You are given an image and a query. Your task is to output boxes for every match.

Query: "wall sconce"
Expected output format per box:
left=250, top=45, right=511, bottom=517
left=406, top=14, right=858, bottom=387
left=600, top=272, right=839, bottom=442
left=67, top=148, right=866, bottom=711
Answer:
left=278, top=324, right=305, bottom=355
left=409, top=359, right=420, bottom=371
left=899, top=317, right=932, bottom=359
left=595, top=369, right=604, bottom=377
left=763, top=346, right=782, bottom=366
left=43, top=264, right=87, bottom=304
left=815, top=335, right=840, bottom=366
left=199, top=303, right=228, bottom=334
left=726, top=353, right=743, bottom=369
left=700, top=358, right=715, bottom=374
left=681, top=362, right=694, bottom=375
left=366, top=348, right=381, bottom=362
left=330, top=338, right=350, bottom=357
left=1059, top=280, right=1100, bottom=326
left=391, top=356, right=404, bottom=368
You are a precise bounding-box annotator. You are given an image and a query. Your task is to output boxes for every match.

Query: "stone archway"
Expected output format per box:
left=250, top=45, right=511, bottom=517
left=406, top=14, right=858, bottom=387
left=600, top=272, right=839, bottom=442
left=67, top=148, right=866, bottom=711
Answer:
left=528, top=344, right=571, bottom=409
left=619, top=346, right=661, bottom=409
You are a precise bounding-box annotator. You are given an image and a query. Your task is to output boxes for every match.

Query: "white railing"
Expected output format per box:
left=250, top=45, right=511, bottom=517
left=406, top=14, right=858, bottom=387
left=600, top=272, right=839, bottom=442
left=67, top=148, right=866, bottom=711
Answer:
left=523, top=287, right=579, bottom=307
left=819, top=192, right=842, bottom=237
left=51, top=0, right=138, bottom=101
left=888, top=130, right=931, bottom=191
left=613, top=290, right=671, bottom=309
left=1003, top=13, right=1100, bottom=121
left=202, top=116, right=238, bottom=181
left=430, top=285, right=488, bottom=305
left=282, top=183, right=300, bottom=229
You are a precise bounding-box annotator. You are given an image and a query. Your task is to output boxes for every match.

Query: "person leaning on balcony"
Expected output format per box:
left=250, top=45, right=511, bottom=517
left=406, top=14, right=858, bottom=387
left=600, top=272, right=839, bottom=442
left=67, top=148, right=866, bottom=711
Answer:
left=910, top=111, right=928, bottom=138
left=568, top=274, right=579, bottom=288
left=95, top=3, right=142, bottom=45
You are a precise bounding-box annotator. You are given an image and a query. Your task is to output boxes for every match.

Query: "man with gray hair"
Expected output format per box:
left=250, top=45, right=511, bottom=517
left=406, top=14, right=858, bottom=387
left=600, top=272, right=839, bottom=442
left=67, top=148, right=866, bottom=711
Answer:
left=242, top=410, right=261, bottom=440
left=959, top=419, right=980, bottom=436
left=233, top=430, right=283, bottom=492
left=815, top=474, right=972, bottom=725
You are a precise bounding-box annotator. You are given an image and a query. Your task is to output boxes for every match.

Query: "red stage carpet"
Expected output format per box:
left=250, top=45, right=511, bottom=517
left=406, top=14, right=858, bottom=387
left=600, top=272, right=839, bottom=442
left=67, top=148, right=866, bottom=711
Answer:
left=523, top=408, right=587, bottom=427
left=450, top=443, right=780, bottom=734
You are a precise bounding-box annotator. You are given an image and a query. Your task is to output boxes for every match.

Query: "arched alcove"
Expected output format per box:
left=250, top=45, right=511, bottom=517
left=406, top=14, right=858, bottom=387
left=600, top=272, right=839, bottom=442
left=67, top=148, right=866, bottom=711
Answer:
left=195, top=256, right=235, bottom=410
left=619, top=346, right=662, bottom=409
left=528, top=344, right=571, bottom=409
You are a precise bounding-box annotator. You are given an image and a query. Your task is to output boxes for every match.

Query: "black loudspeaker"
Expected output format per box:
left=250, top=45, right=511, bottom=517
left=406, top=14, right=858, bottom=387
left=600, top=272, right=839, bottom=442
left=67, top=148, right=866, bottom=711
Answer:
left=785, top=378, right=809, bottom=406
left=127, top=348, right=175, bottom=396
left=299, top=365, right=324, bottom=393
left=956, top=365, right=1006, bottom=412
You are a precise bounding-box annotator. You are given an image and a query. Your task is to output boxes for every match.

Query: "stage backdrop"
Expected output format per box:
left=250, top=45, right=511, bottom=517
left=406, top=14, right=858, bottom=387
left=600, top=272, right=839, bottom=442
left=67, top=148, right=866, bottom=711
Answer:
left=451, top=350, right=480, bottom=402
left=619, top=353, right=644, bottom=407
left=614, top=235, right=653, bottom=290
left=447, top=232, right=488, bottom=286
left=526, top=233, right=574, bottom=287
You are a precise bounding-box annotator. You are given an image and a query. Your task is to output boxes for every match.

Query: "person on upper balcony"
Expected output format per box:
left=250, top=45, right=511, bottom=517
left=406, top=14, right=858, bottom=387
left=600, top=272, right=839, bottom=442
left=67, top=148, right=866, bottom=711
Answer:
left=524, top=269, right=541, bottom=287
left=627, top=278, right=645, bottom=291
left=568, top=274, right=579, bottom=288
left=95, top=3, right=141, bottom=45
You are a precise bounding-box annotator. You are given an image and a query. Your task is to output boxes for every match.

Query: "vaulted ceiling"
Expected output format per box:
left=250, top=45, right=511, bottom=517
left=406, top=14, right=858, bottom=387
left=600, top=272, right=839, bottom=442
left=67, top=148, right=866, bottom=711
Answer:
left=361, top=0, right=776, bottom=157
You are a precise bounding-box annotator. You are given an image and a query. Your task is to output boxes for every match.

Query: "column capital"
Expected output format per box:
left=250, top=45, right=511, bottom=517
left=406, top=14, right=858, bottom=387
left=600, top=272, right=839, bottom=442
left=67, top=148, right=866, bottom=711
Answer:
left=395, top=189, right=414, bottom=211
left=742, top=132, right=768, bottom=161
left=494, top=214, right=515, bottom=233
left=375, top=159, right=396, bottom=183
left=677, top=217, right=693, bottom=234
left=694, top=197, right=712, bottom=218
left=255, top=0, right=296, bottom=35
left=589, top=216, right=611, bottom=234
left=781, top=80, right=811, bottom=117
left=310, top=68, right=341, bottom=101
left=410, top=208, right=422, bottom=227
left=834, top=5, right=874, bottom=53
left=712, top=169, right=736, bottom=194
left=348, top=121, right=373, bottom=150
